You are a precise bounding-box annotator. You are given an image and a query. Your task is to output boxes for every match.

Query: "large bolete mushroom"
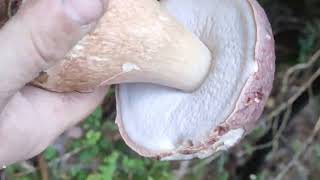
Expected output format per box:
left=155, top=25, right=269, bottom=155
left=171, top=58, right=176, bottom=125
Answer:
left=116, top=0, right=275, bottom=160
left=2, top=0, right=275, bottom=160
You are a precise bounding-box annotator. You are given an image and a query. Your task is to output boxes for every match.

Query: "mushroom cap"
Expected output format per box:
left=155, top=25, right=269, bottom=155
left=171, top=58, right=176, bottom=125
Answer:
left=116, top=0, right=275, bottom=160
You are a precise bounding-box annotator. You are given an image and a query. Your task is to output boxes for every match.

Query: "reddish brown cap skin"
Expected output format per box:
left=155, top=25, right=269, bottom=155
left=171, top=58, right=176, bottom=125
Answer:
left=220, top=0, right=275, bottom=132
left=116, top=0, right=275, bottom=160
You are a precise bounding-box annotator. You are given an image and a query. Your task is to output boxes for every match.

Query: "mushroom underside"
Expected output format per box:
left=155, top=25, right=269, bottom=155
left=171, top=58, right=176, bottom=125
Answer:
left=116, top=0, right=274, bottom=160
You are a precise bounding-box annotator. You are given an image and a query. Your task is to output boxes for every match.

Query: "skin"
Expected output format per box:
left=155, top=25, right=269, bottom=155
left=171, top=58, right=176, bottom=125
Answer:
left=0, top=0, right=109, bottom=166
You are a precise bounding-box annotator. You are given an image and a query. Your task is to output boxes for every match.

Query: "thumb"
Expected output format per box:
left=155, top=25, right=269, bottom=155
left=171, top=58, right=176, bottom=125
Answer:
left=0, top=0, right=107, bottom=109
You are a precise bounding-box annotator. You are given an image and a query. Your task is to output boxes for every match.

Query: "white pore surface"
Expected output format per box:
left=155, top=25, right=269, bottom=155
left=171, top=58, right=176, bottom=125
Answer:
left=118, top=0, right=257, bottom=151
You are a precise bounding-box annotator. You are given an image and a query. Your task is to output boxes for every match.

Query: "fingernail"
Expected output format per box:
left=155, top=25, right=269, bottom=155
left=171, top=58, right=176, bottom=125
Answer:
left=63, top=0, right=104, bottom=25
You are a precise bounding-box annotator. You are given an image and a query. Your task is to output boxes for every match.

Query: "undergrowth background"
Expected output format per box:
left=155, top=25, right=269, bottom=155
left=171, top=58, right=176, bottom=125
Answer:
left=2, top=0, right=320, bottom=179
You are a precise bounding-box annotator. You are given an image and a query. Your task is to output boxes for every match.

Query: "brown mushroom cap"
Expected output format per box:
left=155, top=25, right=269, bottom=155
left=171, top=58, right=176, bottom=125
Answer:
left=116, top=0, right=275, bottom=160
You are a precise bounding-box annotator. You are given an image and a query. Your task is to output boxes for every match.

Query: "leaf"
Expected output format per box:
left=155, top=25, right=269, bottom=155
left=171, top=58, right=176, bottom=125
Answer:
left=43, top=146, right=58, bottom=161
left=85, top=130, right=102, bottom=146
left=98, top=152, right=120, bottom=180
left=218, top=171, right=229, bottom=180
left=243, top=143, right=254, bottom=155
left=87, top=173, right=102, bottom=180
left=79, top=147, right=100, bottom=162
left=83, top=107, right=103, bottom=130
left=122, top=156, right=145, bottom=175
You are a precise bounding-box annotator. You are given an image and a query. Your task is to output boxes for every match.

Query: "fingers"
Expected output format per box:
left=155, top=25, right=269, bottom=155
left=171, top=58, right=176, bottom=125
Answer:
left=0, top=0, right=108, bottom=109
left=0, top=86, right=108, bottom=166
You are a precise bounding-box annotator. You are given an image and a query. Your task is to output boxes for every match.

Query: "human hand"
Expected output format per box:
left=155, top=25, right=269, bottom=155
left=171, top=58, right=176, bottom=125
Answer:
left=0, top=0, right=108, bottom=166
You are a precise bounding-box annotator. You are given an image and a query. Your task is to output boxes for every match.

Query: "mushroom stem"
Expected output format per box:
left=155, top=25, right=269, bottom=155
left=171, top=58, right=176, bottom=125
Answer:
left=31, top=0, right=212, bottom=92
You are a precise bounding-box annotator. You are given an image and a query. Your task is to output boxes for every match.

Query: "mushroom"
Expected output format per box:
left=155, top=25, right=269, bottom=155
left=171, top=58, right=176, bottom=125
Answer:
left=2, top=0, right=275, bottom=160
left=116, top=0, right=275, bottom=160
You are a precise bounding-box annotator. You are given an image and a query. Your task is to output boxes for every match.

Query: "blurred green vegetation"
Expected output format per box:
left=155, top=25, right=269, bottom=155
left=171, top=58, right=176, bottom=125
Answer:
left=5, top=104, right=173, bottom=180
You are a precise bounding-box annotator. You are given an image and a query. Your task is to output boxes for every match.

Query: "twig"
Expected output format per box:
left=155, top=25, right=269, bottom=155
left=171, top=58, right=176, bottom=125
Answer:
left=270, top=107, right=292, bottom=157
left=174, top=161, right=191, bottom=180
left=192, top=151, right=223, bottom=172
left=12, top=147, right=84, bottom=177
left=48, top=147, right=83, bottom=166
left=0, top=170, right=5, bottom=180
left=274, top=116, right=320, bottom=180
left=237, top=54, right=320, bottom=178
left=13, top=161, right=36, bottom=177
left=282, top=49, right=320, bottom=93
left=265, top=66, right=320, bottom=123
left=37, top=155, right=49, bottom=180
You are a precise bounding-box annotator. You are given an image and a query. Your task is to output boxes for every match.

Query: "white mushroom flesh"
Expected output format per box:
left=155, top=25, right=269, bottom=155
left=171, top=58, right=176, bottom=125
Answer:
left=117, top=0, right=257, bottom=152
